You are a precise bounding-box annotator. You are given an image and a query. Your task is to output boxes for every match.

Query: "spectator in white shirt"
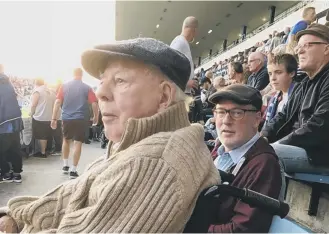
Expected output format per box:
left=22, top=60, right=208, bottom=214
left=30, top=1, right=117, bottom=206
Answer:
left=170, top=16, right=198, bottom=95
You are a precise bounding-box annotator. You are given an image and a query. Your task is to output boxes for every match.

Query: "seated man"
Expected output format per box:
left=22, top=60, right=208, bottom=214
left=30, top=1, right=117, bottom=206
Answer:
left=201, top=77, right=216, bottom=107
left=208, top=84, right=282, bottom=232
left=261, top=24, right=329, bottom=173
left=247, top=52, right=269, bottom=91
left=0, top=38, right=219, bottom=233
left=212, top=76, right=226, bottom=91
left=262, top=54, right=297, bottom=126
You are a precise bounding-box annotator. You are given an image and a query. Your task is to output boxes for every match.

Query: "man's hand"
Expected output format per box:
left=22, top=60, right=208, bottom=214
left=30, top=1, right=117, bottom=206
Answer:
left=186, top=80, right=197, bottom=89
left=50, top=120, right=57, bottom=130
left=0, top=215, right=18, bottom=233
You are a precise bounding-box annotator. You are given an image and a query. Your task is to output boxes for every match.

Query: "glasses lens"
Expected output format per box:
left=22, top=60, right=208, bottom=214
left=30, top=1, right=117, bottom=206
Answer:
left=216, top=110, right=226, bottom=118
left=231, top=109, right=245, bottom=119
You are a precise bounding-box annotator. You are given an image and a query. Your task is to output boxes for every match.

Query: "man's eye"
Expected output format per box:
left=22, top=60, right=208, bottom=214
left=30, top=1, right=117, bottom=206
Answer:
left=232, top=110, right=243, bottom=116
left=115, top=78, right=125, bottom=84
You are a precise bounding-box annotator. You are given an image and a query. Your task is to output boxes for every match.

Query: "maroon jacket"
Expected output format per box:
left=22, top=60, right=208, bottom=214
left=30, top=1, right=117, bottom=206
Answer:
left=208, top=137, right=282, bottom=233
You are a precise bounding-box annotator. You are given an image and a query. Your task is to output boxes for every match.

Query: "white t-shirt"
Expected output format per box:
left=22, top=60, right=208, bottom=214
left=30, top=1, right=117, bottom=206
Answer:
left=32, top=85, right=56, bottom=121
left=277, top=93, right=289, bottom=113
left=170, top=35, right=194, bottom=94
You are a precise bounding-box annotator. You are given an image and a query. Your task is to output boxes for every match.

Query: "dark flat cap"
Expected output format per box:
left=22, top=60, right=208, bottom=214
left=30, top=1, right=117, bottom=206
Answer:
left=81, top=38, right=191, bottom=91
left=296, top=23, right=329, bottom=43
left=209, top=84, right=262, bottom=110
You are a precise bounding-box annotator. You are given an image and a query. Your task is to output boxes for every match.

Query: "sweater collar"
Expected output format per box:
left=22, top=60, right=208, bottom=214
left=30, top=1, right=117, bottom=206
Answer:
left=107, top=101, right=190, bottom=157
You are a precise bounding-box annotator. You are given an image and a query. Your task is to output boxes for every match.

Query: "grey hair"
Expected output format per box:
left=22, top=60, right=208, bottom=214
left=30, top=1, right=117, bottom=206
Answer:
left=146, top=64, right=193, bottom=111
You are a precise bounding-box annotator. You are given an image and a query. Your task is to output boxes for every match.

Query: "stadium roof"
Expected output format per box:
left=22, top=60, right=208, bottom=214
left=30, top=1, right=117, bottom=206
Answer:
left=115, top=1, right=298, bottom=61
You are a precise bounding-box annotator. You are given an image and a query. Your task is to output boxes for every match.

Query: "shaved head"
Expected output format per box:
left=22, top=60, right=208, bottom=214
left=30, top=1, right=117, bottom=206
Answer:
left=183, top=16, right=198, bottom=29
left=181, top=16, right=198, bottom=42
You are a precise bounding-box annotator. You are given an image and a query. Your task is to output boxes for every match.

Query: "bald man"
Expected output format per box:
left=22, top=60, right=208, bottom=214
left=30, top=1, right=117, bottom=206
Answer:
left=246, top=52, right=269, bottom=91
left=170, top=16, right=198, bottom=95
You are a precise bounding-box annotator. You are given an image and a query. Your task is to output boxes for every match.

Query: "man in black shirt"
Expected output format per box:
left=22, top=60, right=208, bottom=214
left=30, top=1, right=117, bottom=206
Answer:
left=261, top=24, right=329, bottom=174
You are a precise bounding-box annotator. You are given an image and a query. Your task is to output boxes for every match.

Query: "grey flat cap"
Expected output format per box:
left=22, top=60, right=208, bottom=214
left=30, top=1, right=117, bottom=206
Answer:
left=209, top=84, right=262, bottom=110
left=81, top=38, right=191, bottom=91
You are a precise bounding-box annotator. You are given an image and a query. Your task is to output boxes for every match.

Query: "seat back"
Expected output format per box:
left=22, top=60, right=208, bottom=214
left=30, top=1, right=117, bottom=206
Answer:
left=269, top=216, right=311, bottom=233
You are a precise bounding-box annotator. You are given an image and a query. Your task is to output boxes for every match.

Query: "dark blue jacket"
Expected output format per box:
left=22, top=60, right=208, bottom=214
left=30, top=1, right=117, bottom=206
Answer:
left=0, top=74, right=23, bottom=134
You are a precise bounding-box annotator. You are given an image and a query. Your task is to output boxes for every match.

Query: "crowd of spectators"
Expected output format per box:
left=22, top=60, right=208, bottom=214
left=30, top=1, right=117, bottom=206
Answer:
left=192, top=7, right=329, bottom=177
left=1, top=6, right=329, bottom=233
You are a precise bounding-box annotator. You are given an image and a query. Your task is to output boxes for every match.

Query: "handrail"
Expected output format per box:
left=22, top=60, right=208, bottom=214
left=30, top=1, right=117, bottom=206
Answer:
left=198, top=0, right=314, bottom=68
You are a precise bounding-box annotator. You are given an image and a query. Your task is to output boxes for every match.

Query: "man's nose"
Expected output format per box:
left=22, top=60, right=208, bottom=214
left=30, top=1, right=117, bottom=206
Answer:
left=222, top=112, right=233, bottom=124
left=96, top=83, right=113, bottom=102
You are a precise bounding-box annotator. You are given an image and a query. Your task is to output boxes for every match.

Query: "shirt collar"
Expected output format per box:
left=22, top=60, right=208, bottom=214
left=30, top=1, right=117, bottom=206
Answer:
left=217, top=133, right=260, bottom=164
left=252, top=65, right=266, bottom=76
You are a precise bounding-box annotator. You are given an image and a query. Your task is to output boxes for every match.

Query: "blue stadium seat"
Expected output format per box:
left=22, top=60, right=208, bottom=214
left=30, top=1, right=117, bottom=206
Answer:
left=269, top=216, right=311, bottom=233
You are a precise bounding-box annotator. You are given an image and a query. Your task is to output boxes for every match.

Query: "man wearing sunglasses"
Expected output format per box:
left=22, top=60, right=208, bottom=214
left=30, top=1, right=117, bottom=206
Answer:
left=262, top=24, right=329, bottom=174
left=208, top=84, right=281, bottom=233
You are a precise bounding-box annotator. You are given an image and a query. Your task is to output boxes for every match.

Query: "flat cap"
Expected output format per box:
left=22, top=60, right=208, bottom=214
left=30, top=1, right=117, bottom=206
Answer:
left=296, top=23, right=329, bottom=43
left=209, top=84, right=262, bottom=110
left=81, top=38, right=191, bottom=91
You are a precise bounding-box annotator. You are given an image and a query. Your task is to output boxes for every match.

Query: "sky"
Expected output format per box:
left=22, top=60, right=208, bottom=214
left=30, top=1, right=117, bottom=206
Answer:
left=0, top=1, right=116, bottom=86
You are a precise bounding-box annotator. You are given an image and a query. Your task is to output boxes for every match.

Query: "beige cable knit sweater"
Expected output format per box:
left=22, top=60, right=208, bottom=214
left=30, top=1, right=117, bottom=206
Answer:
left=5, top=102, right=220, bottom=233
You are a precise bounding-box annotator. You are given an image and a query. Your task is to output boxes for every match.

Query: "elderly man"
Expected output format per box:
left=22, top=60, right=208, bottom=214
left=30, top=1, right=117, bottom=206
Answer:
left=171, top=16, right=198, bottom=94
left=0, top=38, right=219, bottom=233
left=262, top=24, right=329, bottom=174
left=208, top=84, right=282, bottom=232
left=247, top=51, right=269, bottom=91
left=213, top=76, right=226, bottom=91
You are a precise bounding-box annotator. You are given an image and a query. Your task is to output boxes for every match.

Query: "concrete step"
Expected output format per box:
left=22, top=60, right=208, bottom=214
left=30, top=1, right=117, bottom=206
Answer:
left=285, top=180, right=329, bottom=232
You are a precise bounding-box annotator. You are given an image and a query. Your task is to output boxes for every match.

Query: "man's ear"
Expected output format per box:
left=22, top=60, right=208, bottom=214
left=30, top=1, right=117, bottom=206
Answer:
left=324, top=45, right=329, bottom=56
left=254, top=111, right=262, bottom=129
left=158, top=81, right=175, bottom=111
left=289, top=71, right=296, bottom=79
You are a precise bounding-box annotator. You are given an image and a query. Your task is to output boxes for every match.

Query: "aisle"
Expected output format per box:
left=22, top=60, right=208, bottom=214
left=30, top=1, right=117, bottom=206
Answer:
left=0, top=141, right=105, bottom=207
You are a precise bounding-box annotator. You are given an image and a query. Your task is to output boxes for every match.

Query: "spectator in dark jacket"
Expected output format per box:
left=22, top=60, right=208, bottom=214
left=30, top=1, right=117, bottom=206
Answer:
left=201, top=77, right=216, bottom=109
left=208, top=84, right=282, bottom=233
left=247, top=52, right=269, bottom=91
left=0, top=65, right=24, bottom=183
left=262, top=24, right=329, bottom=173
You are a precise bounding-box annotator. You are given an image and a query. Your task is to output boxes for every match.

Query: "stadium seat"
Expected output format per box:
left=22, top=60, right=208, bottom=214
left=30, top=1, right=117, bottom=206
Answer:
left=269, top=216, right=311, bottom=233
left=285, top=173, right=329, bottom=185
left=285, top=173, right=329, bottom=216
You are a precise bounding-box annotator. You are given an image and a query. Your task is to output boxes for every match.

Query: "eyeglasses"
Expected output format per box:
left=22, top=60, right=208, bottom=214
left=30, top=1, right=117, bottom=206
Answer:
left=213, top=108, right=259, bottom=120
left=294, top=42, right=328, bottom=54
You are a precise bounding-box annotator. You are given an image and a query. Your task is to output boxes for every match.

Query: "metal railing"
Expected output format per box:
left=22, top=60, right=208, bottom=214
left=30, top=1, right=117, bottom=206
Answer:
left=198, top=0, right=314, bottom=67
